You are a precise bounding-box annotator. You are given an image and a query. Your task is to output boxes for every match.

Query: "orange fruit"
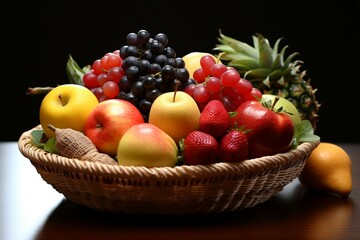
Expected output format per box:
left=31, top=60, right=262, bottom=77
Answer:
left=299, top=142, right=352, bottom=198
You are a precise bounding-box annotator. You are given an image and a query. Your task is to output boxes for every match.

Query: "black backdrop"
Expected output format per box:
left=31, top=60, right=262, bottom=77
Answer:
left=1, top=0, right=359, bottom=142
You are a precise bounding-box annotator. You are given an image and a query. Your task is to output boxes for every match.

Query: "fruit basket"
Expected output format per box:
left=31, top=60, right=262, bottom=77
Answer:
left=18, top=124, right=319, bottom=215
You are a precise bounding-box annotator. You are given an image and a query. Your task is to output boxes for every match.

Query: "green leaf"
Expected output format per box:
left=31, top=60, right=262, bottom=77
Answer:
left=295, top=120, right=321, bottom=144
left=66, top=54, right=89, bottom=85
left=31, top=130, right=45, bottom=148
left=30, top=129, right=57, bottom=153
left=44, top=137, right=57, bottom=153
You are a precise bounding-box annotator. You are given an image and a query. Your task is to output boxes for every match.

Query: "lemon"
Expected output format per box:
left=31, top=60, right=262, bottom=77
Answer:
left=299, top=142, right=352, bottom=198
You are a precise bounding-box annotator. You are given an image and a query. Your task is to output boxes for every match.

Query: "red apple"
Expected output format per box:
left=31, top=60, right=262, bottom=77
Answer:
left=84, top=99, right=144, bottom=156
left=232, top=98, right=295, bottom=158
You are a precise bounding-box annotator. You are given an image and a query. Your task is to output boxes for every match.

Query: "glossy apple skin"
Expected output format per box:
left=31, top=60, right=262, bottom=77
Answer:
left=84, top=99, right=144, bottom=157
left=261, top=94, right=302, bottom=126
left=148, top=91, right=200, bottom=145
left=117, top=123, right=178, bottom=167
left=39, top=84, right=99, bottom=139
left=232, top=100, right=295, bottom=158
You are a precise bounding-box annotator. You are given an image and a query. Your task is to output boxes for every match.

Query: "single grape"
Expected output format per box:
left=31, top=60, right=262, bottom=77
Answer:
left=235, top=78, right=253, bottom=96
left=146, top=88, right=161, bottom=102
left=163, top=47, right=176, bottom=58
left=154, top=33, right=168, bottom=46
left=210, top=63, right=227, bottom=78
left=175, top=68, right=190, bottom=83
left=137, top=30, right=151, bottom=46
left=193, top=68, right=207, bottom=83
left=161, top=65, right=176, bottom=81
left=143, top=75, right=156, bottom=90
left=92, top=59, right=103, bottom=75
left=125, top=46, right=140, bottom=57
left=126, top=32, right=138, bottom=46
left=122, top=56, right=138, bottom=70
left=119, top=76, right=132, bottom=93
left=139, top=99, right=152, bottom=114
left=220, top=69, right=240, bottom=87
left=107, top=66, right=125, bottom=84
left=245, top=87, right=263, bottom=101
left=149, top=40, right=164, bottom=55
left=154, top=54, right=168, bottom=67
left=97, top=73, right=109, bottom=86
left=83, top=70, right=99, bottom=88
left=126, top=65, right=140, bottom=81
left=205, top=76, right=221, bottom=93
left=183, top=83, right=196, bottom=96
left=200, top=55, right=216, bottom=76
left=131, top=80, right=146, bottom=97
left=91, top=87, right=103, bottom=100
left=106, top=53, right=122, bottom=68
left=193, top=84, right=210, bottom=103
left=103, top=81, right=120, bottom=99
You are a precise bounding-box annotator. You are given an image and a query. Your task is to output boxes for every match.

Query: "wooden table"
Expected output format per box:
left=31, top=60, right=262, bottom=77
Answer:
left=1, top=142, right=359, bottom=240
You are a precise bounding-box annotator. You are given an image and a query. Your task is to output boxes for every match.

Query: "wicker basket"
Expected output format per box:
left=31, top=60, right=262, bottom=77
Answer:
left=18, top=125, right=319, bottom=215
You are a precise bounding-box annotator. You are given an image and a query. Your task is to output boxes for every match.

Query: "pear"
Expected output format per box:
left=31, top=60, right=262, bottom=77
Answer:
left=299, top=142, right=352, bottom=198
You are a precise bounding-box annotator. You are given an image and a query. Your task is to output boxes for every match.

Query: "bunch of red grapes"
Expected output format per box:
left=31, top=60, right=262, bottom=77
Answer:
left=82, top=50, right=125, bottom=102
left=184, top=55, right=262, bottom=111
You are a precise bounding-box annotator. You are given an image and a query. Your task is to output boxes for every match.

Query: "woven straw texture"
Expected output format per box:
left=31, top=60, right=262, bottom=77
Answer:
left=18, top=125, right=319, bottom=215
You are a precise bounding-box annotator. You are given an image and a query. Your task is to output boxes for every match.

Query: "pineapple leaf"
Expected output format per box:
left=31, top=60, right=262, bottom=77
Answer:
left=272, top=45, right=288, bottom=70
left=283, top=52, right=299, bottom=69
left=216, top=31, right=258, bottom=59
left=244, top=68, right=271, bottom=79
left=272, top=53, right=284, bottom=70
left=272, top=37, right=283, bottom=58
left=262, top=76, right=271, bottom=88
left=214, top=44, right=237, bottom=54
left=228, top=58, right=260, bottom=69
left=258, top=36, right=274, bottom=68
left=252, top=35, right=259, bottom=51
left=218, top=53, right=256, bottom=62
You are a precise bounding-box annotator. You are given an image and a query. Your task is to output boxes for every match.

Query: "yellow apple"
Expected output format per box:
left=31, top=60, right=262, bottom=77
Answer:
left=148, top=91, right=200, bottom=145
left=39, top=84, right=99, bottom=139
left=182, top=52, right=220, bottom=79
left=117, top=123, right=178, bottom=167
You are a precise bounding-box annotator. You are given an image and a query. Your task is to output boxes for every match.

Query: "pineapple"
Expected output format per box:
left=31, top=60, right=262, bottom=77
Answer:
left=214, top=32, right=320, bottom=130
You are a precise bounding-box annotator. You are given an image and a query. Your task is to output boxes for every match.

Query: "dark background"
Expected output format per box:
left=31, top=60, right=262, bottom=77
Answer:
left=1, top=0, right=359, bottom=142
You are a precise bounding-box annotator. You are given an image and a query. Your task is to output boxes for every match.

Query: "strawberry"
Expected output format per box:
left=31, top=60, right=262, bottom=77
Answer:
left=181, top=131, right=219, bottom=165
left=219, top=130, right=249, bottom=162
left=199, top=100, right=231, bottom=139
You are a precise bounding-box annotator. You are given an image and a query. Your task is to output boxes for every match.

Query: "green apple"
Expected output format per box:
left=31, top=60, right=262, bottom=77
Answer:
left=148, top=91, right=201, bottom=145
left=117, top=123, right=178, bottom=167
left=261, top=94, right=302, bottom=125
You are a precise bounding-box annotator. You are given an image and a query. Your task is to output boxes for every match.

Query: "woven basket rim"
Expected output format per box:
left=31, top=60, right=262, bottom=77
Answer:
left=18, top=125, right=320, bottom=181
